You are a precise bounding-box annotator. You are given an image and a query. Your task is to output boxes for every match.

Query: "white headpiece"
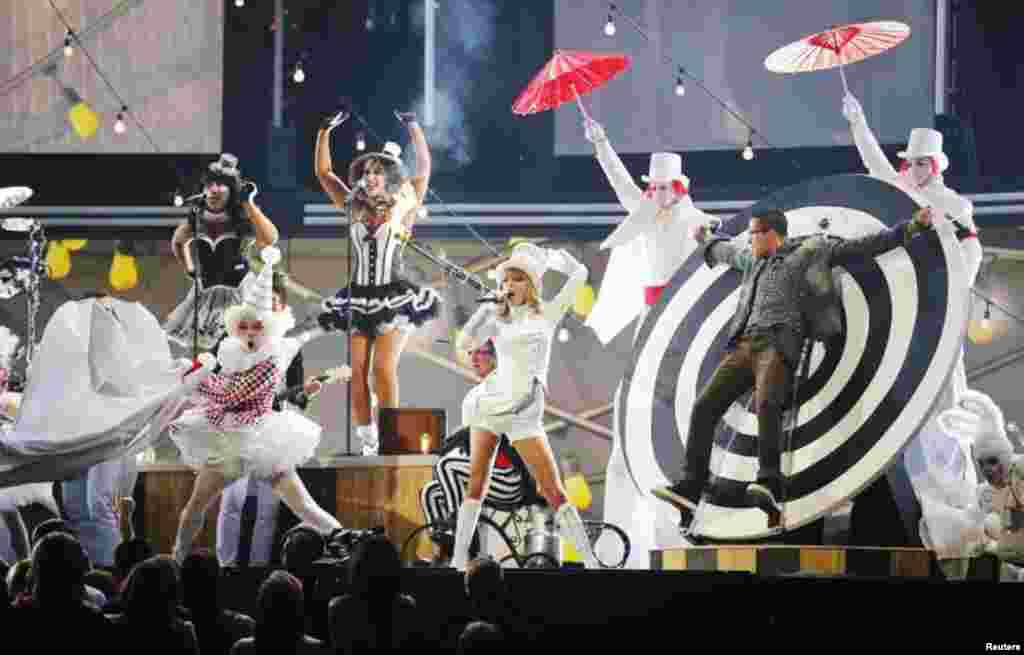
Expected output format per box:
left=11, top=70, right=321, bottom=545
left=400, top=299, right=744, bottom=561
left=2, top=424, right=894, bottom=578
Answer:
left=495, top=243, right=547, bottom=295
left=897, top=128, right=949, bottom=172
left=242, top=246, right=281, bottom=318
left=641, top=152, right=690, bottom=188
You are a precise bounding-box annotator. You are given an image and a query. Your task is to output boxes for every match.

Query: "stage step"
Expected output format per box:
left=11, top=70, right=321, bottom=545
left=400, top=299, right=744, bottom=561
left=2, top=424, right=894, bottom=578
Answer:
left=652, top=544, right=935, bottom=578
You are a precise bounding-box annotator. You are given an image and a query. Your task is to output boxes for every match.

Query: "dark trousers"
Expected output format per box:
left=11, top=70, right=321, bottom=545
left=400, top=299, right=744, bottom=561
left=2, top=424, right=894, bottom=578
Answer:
left=682, top=335, right=792, bottom=489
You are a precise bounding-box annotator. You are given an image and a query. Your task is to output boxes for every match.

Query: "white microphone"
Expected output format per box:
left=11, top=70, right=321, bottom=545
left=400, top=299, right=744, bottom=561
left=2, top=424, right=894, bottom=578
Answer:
left=477, top=292, right=506, bottom=304
left=182, top=191, right=208, bottom=205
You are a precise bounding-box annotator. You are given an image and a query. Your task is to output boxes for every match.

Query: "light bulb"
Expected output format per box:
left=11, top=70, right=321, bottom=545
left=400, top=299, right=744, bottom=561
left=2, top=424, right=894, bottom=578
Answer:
left=675, top=78, right=685, bottom=96
left=355, top=135, right=366, bottom=151
left=234, top=0, right=244, bottom=6
left=742, top=144, right=754, bottom=160
left=173, top=193, right=184, bottom=207
left=46, top=241, right=72, bottom=279
left=293, top=65, right=305, bottom=83
left=558, top=327, right=570, bottom=343
left=604, top=16, right=616, bottom=36
left=63, top=32, right=73, bottom=57
left=114, top=113, right=126, bottom=134
left=110, top=250, right=139, bottom=290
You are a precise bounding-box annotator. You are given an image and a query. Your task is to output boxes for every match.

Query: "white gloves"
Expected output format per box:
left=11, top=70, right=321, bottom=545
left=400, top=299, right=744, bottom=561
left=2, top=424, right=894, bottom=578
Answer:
left=842, top=93, right=865, bottom=124
left=583, top=118, right=607, bottom=144
left=545, top=247, right=583, bottom=275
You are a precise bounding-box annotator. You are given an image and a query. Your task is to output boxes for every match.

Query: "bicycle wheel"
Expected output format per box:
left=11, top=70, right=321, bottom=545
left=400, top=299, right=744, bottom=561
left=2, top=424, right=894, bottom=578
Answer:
left=585, top=521, right=631, bottom=569
left=522, top=552, right=560, bottom=569
left=400, top=521, right=451, bottom=566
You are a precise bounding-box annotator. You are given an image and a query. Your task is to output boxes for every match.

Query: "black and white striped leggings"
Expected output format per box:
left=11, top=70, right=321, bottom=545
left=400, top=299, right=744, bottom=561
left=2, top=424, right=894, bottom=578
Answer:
left=419, top=448, right=524, bottom=525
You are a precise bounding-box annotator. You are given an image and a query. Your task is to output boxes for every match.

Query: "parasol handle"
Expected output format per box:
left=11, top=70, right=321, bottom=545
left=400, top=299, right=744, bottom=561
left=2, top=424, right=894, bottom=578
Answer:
left=838, top=61, right=850, bottom=96
left=569, top=83, right=591, bottom=121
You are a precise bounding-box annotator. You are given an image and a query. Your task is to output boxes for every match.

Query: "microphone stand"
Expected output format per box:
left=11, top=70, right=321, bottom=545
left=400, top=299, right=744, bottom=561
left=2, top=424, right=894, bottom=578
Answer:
left=188, top=200, right=203, bottom=359
left=346, top=212, right=353, bottom=456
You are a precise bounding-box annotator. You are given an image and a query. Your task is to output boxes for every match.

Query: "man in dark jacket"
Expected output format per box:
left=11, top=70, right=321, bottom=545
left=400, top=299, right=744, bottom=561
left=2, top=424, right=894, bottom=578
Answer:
left=653, top=206, right=936, bottom=530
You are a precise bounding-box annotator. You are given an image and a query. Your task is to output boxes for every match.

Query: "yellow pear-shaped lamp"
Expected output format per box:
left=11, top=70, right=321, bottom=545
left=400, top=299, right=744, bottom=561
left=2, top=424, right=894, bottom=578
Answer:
left=63, top=88, right=99, bottom=140
left=46, top=241, right=72, bottom=279
left=109, top=240, right=139, bottom=290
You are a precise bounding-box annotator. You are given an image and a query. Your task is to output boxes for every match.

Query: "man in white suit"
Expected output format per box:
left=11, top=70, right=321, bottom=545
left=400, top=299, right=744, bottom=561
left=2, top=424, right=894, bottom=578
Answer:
left=582, top=118, right=715, bottom=565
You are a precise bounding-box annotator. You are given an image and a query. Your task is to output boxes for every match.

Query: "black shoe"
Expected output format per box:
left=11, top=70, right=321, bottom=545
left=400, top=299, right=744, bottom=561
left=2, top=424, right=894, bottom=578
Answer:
left=746, top=479, right=783, bottom=529
left=652, top=479, right=703, bottom=513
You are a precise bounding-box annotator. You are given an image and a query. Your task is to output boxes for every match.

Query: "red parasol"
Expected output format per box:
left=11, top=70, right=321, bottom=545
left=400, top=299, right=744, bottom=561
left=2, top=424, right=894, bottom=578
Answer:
left=764, top=21, right=910, bottom=94
left=512, top=49, right=630, bottom=119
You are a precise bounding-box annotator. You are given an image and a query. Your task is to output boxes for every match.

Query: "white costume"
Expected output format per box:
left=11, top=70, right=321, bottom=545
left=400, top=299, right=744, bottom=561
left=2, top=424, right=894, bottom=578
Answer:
left=843, top=95, right=985, bottom=556
left=0, top=298, right=214, bottom=487
left=582, top=120, right=714, bottom=567
left=170, top=247, right=341, bottom=563
left=969, top=401, right=1024, bottom=565
left=451, top=244, right=599, bottom=570
left=170, top=256, right=324, bottom=481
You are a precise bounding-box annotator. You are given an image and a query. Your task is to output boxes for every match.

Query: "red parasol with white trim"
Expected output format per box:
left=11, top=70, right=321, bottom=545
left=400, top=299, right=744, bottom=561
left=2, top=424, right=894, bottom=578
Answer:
left=512, top=50, right=631, bottom=120
left=764, top=21, right=911, bottom=94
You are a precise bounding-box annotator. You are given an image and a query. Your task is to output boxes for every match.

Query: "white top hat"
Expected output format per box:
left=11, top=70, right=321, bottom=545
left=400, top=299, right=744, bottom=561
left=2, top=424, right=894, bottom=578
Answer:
left=242, top=246, right=281, bottom=317
left=897, top=128, right=949, bottom=172
left=496, top=242, right=547, bottom=295
left=209, top=153, right=241, bottom=178
left=641, top=152, right=690, bottom=188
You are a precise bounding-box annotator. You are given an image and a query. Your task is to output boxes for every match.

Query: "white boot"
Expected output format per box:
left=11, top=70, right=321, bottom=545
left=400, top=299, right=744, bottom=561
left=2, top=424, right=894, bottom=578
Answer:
left=451, top=498, right=482, bottom=571
left=355, top=424, right=379, bottom=456
left=556, top=503, right=600, bottom=570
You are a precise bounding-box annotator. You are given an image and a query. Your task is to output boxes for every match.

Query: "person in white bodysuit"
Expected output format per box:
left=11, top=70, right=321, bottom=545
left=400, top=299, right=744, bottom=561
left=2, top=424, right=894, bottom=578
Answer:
left=451, top=243, right=599, bottom=571
left=581, top=118, right=716, bottom=565
left=842, top=94, right=984, bottom=550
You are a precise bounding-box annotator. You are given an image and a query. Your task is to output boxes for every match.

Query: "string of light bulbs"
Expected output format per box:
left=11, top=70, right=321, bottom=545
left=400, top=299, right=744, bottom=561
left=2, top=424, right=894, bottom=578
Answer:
left=603, top=2, right=802, bottom=169
left=48, top=0, right=160, bottom=149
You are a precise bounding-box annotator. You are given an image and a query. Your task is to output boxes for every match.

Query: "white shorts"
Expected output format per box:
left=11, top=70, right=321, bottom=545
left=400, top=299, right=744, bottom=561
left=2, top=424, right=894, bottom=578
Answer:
left=462, top=379, right=545, bottom=442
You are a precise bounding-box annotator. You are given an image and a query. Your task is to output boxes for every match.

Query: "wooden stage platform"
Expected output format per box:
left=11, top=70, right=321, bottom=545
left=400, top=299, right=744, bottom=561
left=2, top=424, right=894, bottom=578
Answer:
left=652, top=544, right=935, bottom=578
left=134, top=456, right=437, bottom=560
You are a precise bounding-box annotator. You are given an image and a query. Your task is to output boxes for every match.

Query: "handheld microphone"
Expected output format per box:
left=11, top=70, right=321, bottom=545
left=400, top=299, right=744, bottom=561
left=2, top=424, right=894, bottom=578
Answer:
left=182, top=191, right=207, bottom=205
left=477, top=293, right=506, bottom=304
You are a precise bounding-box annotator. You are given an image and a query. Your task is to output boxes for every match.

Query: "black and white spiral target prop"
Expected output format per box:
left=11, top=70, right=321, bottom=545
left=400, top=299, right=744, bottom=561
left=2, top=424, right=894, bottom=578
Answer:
left=617, top=174, right=968, bottom=540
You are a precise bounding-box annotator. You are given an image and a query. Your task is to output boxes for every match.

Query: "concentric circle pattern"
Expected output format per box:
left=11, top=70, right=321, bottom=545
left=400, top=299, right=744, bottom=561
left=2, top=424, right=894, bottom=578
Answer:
left=618, top=175, right=967, bottom=540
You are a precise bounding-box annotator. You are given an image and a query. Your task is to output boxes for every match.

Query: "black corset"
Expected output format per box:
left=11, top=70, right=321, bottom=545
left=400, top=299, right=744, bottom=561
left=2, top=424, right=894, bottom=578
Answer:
left=188, top=234, right=248, bottom=287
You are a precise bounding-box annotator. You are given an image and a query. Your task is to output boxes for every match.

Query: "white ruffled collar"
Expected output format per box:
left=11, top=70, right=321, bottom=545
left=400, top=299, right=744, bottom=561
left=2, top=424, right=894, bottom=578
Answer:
left=218, top=337, right=281, bottom=373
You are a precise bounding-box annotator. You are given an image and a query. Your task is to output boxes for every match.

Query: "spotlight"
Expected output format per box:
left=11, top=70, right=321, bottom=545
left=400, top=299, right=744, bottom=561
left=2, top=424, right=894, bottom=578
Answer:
left=292, top=62, right=305, bottom=83
left=113, top=106, right=127, bottom=134
left=63, top=31, right=73, bottom=57
left=742, top=139, right=754, bottom=161
left=604, top=15, right=616, bottom=36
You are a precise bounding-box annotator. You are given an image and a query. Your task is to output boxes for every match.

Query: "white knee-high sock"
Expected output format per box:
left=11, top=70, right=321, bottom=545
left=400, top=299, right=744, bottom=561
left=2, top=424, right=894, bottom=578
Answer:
left=173, top=505, right=208, bottom=564
left=274, top=471, right=342, bottom=534
left=356, top=424, right=379, bottom=456
left=556, top=503, right=600, bottom=570
left=451, top=498, right=482, bottom=571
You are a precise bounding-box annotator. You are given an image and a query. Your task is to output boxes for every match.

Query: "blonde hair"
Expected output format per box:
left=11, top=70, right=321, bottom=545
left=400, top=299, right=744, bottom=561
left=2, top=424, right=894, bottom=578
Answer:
left=497, top=268, right=542, bottom=319
left=223, top=304, right=293, bottom=339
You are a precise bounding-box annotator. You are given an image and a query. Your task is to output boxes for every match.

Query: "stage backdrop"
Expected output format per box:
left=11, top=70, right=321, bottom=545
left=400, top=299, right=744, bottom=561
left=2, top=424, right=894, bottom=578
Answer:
left=554, top=0, right=936, bottom=155
left=0, top=0, right=223, bottom=154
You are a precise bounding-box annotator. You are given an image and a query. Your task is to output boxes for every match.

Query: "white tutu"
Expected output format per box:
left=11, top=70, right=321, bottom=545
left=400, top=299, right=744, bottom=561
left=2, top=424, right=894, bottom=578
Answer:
left=170, top=407, right=321, bottom=479
left=462, top=377, right=545, bottom=442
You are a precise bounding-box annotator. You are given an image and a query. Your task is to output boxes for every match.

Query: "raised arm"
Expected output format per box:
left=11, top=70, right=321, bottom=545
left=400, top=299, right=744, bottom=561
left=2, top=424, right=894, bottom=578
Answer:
left=585, top=119, right=645, bottom=213
left=315, top=109, right=353, bottom=211
left=398, top=111, right=431, bottom=205
left=827, top=213, right=933, bottom=268
left=842, top=93, right=899, bottom=182
left=240, top=182, right=279, bottom=248
left=694, top=224, right=754, bottom=273
left=543, top=248, right=588, bottom=324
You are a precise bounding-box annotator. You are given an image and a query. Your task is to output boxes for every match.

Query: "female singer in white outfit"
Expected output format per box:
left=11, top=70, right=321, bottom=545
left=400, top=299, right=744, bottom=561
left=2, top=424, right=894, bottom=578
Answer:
left=452, top=243, right=599, bottom=570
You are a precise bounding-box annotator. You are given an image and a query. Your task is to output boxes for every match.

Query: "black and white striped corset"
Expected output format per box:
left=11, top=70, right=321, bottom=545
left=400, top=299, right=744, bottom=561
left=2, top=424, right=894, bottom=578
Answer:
left=349, top=221, right=405, bottom=286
